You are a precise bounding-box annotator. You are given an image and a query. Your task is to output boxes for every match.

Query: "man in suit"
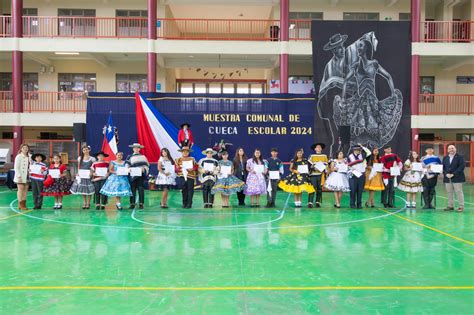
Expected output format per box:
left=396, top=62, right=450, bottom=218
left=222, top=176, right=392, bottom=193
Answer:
left=442, top=144, right=465, bottom=212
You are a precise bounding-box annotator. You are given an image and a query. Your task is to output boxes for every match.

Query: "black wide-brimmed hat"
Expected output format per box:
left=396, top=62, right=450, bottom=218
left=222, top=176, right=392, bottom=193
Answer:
left=323, top=33, right=348, bottom=51
left=31, top=153, right=47, bottom=161
left=178, top=146, right=194, bottom=153
left=180, top=123, right=191, bottom=128
left=94, top=151, right=110, bottom=158
left=311, top=143, right=326, bottom=151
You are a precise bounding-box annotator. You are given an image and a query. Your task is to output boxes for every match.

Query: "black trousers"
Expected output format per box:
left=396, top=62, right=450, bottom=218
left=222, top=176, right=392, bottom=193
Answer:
left=31, top=180, right=44, bottom=208
left=266, top=179, right=279, bottom=205
left=382, top=178, right=395, bottom=207
left=308, top=175, right=323, bottom=204
left=182, top=178, right=195, bottom=208
left=349, top=176, right=365, bottom=208
left=130, top=176, right=145, bottom=205
left=202, top=180, right=215, bottom=205
left=422, top=176, right=437, bottom=207
left=237, top=191, right=246, bottom=205
left=94, top=179, right=108, bottom=205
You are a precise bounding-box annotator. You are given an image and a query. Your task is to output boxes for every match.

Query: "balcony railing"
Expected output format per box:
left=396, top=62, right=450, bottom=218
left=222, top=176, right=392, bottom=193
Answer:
left=421, top=21, right=473, bottom=42
left=0, top=15, right=11, bottom=37
left=419, top=94, right=473, bottom=115
left=0, top=91, right=87, bottom=113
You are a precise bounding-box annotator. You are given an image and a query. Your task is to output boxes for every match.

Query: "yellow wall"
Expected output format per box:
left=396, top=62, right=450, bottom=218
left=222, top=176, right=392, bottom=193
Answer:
left=420, top=62, right=474, bottom=94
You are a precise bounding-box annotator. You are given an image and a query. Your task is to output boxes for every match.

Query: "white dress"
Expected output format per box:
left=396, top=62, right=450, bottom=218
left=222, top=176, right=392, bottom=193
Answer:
left=398, top=160, right=423, bottom=193
left=156, top=157, right=176, bottom=186
left=324, top=160, right=350, bottom=192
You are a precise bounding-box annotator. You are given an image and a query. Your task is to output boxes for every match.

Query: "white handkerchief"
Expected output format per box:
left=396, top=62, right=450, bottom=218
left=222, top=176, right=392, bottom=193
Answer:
left=269, top=171, right=280, bottom=180
left=164, top=164, right=175, bottom=174
left=254, top=164, right=265, bottom=174
left=130, top=167, right=142, bottom=177
left=30, top=165, right=42, bottom=175
left=117, top=167, right=129, bottom=176
left=182, top=160, right=193, bottom=170
left=411, top=162, right=423, bottom=172
left=49, top=169, right=60, bottom=179
left=203, top=162, right=215, bottom=172
left=314, top=162, right=326, bottom=172
left=430, top=164, right=443, bottom=173
left=297, top=164, right=309, bottom=174
left=373, top=163, right=383, bottom=172
left=352, top=170, right=363, bottom=178
left=78, top=169, right=91, bottom=179
left=95, top=167, right=108, bottom=177
left=390, top=166, right=401, bottom=176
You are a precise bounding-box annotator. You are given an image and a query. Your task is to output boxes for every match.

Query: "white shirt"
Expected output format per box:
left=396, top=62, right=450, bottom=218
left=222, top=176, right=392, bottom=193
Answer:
left=449, top=154, right=455, bottom=164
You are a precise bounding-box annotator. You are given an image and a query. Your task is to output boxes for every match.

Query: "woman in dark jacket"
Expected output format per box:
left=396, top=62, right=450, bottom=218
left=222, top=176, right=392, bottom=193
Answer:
left=233, top=147, right=248, bottom=206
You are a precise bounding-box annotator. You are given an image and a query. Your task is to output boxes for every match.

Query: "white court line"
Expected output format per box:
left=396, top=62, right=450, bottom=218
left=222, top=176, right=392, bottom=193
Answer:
left=436, top=195, right=474, bottom=206
left=8, top=195, right=406, bottom=231
left=130, top=195, right=290, bottom=230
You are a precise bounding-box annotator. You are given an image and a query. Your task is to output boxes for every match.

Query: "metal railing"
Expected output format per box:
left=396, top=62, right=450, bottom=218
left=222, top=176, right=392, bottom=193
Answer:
left=0, top=91, right=87, bottom=113
left=419, top=94, right=473, bottom=115
left=421, top=21, right=473, bottom=42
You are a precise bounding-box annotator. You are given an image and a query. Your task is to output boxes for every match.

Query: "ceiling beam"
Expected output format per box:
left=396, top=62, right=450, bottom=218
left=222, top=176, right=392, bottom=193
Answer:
left=24, top=53, right=52, bottom=66
left=85, top=53, right=109, bottom=67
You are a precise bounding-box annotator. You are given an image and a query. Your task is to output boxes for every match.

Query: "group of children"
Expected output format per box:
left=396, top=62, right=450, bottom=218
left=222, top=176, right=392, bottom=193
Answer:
left=13, top=137, right=443, bottom=210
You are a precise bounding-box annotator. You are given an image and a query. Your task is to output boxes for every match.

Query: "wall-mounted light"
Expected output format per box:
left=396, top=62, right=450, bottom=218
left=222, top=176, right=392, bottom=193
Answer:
left=54, top=52, right=80, bottom=55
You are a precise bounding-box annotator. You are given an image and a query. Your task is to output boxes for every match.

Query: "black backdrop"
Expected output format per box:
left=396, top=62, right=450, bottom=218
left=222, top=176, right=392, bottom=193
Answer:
left=312, top=21, right=411, bottom=158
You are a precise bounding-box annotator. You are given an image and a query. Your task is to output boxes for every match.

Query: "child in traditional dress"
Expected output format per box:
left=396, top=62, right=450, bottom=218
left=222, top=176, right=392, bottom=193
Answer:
left=398, top=151, right=424, bottom=208
left=92, top=151, right=110, bottom=210
left=156, top=148, right=176, bottom=208
left=42, top=154, right=72, bottom=209
left=175, top=146, right=198, bottom=208
left=279, top=148, right=315, bottom=208
left=364, top=147, right=385, bottom=207
left=233, top=147, right=248, bottom=206
left=308, top=143, right=328, bottom=208
left=244, top=149, right=267, bottom=207
left=198, top=148, right=219, bottom=208
left=30, top=153, right=48, bottom=210
left=212, top=151, right=246, bottom=208
left=126, top=143, right=150, bottom=209
left=177, top=123, right=194, bottom=147
left=100, top=152, right=132, bottom=210
left=324, top=151, right=350, bottom=208
left=70, top=145, right=95, bottom=209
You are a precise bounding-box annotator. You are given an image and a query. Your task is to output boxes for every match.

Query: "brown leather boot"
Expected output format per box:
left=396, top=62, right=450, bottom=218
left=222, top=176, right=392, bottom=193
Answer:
left=18, top=200, right=25, bottom=210
left=22, top=200, right=28, bottom=210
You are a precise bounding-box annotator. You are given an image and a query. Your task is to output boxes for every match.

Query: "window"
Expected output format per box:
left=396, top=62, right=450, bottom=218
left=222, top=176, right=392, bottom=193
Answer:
left=116, top=74, right=147, bottom=92
left=23, top=8, right=39, bottom=36
left=420, top=76, right=435, bottom=103
left=456, top=134, right=474, bottom=141
left=289, top=12, right=323, bottom=20
left=399, top=13, right=410, bottom=21
left=116, top=10, right=147, bottom=37
left=0, top=73, right=38, bottom=92
left=343, top=12, right=380, bottom=21
left=58, top=73, right=96, bottom=99
left=58, top=9, right=96, bottom=37
left=456, top=76, right=474, bottom=84
left=177, top=81, right=266, bottom=94
left=23, top=8, right=38, bottom=16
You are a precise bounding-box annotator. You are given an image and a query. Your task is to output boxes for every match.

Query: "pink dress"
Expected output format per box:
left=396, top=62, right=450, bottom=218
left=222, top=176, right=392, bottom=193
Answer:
left=244, top=159, right=267, bottom=195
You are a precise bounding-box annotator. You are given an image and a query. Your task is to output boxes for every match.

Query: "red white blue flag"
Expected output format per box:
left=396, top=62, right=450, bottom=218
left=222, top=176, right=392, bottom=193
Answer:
left=101, top=111, right=118, bottom=161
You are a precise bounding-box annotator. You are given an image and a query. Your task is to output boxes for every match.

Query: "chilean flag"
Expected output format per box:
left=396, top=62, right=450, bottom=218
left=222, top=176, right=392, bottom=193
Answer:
left=101, top=112, right=118, bottom=161
left=135, top=92, right=203, bottom=162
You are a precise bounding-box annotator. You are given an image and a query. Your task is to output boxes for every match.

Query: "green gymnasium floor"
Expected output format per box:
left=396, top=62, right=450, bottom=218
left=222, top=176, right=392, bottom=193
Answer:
left=0, top=186, right=473, bottom=314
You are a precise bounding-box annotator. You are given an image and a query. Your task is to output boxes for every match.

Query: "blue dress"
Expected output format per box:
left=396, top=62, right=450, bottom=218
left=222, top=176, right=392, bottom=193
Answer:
left=211, top=160, right=246, bottom=196
left=100, top=161, right=132, bottom=197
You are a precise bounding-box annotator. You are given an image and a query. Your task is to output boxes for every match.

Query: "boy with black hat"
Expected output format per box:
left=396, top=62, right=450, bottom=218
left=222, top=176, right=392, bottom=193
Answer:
left=92, top=151, right=110, bottom=210
left=347, top=144, right=371, bottom=209
left=126, top=143, right=150, bottom=209
left=175, top=146, right=199, bottom=208
left=30, top=153, right=48, bottom=209
left=198, top=148, right=219, bottom=208
left=265, top=148, right=284, bottom=208
left=308, top=142, right=328, bottom=208
left=380, top=145, right=402, bottom=208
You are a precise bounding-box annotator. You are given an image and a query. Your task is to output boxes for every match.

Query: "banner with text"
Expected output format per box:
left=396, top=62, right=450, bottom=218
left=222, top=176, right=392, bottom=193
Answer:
left=86, top=93, right=316, bottom=162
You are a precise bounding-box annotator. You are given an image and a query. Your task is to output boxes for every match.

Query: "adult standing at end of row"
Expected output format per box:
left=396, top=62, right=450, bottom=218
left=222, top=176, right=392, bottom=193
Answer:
left=442, top=144, right=465, bottom=212
left=14, top=144, right=31, bottom=210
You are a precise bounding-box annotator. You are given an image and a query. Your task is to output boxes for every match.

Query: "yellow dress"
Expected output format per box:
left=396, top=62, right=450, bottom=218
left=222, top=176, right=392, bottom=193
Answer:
left=278, top=159, right=315, bottom=194
left=364, top=160, right=385, bottom=191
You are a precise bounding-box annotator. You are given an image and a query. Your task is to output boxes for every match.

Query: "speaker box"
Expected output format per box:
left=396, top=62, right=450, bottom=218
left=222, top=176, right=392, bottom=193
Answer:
left=339, top=126, right=351, bottom=145
left=73, top=123, right=86, bottom=142
left=418, top=133, right=435, bottom=141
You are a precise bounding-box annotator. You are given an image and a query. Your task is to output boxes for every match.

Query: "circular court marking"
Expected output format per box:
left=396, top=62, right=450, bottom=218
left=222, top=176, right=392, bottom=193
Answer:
left=7, top=194, right=408, bottom=231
